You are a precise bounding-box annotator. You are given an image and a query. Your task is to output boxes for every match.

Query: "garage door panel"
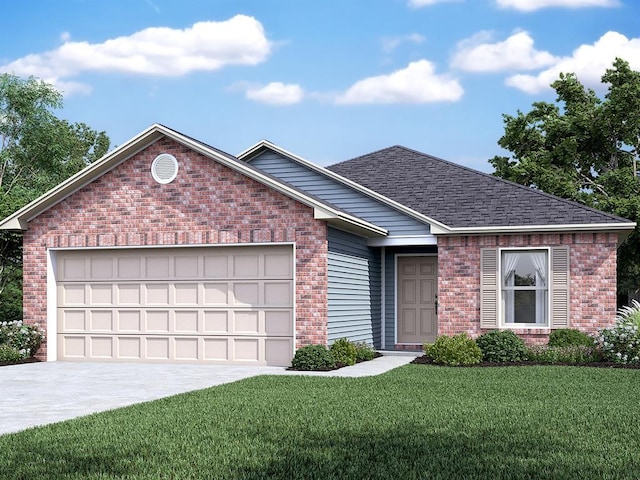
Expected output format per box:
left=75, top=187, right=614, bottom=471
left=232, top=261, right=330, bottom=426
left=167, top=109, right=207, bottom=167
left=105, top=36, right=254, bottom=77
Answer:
left=203, top=255, right=228, bottom=278
left=233, top=282, right=260, bottom=305
left=203, top=283, right=228, bottom=304
left=146, top=311, right=170, bottom=332
left=90, top=284, right=113, bottom=304
left=118, top=337, right=142, bottom=359
left=145, top=257, right=170, bottom=278
left=174, top=256, right=199, bottom=278
left=118, top=257, right=142, bottom=278
left=266, top=338, right=294, bottom=366
left=60, top=284, right=86, bottom=305
left=57, top=246, right=293, bottom=366
left=118, top=284, right=141, bottom=304
left=264, top=282, right=292, bottom=306
left=233, top=254, right=260, bottom=277
left=175, top=283, right=198, bottom=304
left=146, top=284, right=170, bottom=305
left=203, top=311, right=229, bottom=333
left=265, top=311, right=293, bottom=336
left=118, top=311, right=141, bottom=332
left=91, top=336, right=113, bottom=358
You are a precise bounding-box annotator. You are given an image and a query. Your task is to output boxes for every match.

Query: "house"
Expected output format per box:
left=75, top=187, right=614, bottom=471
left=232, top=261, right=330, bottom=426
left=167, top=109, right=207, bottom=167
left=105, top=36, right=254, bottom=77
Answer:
left=0, top=124, right=634, bottom=366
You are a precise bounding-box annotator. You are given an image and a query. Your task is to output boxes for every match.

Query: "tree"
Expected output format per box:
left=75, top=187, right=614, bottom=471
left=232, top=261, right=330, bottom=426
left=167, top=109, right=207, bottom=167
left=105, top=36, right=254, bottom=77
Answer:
left=490, top=58, right=640, bottom=302
left=0, top=74, right=110, bottom=320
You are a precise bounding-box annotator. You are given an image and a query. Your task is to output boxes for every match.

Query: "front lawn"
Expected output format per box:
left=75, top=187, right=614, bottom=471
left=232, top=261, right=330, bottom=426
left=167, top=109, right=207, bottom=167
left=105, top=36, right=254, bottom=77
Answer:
left=1, top=365, right=638, bottom=479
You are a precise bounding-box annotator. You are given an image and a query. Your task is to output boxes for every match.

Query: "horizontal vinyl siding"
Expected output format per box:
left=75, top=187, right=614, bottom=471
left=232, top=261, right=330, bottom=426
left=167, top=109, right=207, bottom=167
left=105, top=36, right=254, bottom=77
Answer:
left=251, top=151, right=430, bottom=236
left=327, top=228, right=380, bottom=346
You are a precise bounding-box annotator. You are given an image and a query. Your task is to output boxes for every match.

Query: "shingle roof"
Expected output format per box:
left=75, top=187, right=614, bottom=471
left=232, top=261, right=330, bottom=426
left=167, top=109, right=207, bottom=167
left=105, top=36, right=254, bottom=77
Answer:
left=327, top=145, right=630, bottom=229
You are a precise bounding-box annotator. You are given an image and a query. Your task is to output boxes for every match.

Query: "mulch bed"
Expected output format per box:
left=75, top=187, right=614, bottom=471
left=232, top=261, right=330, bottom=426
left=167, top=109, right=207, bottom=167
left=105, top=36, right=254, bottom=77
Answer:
left=411, top=355, right=640, bottom=369
left=0, top=357, right=41, bottom=368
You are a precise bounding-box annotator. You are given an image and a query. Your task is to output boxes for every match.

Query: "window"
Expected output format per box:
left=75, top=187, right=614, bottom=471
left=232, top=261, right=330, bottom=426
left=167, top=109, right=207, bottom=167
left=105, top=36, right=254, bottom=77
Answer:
left=501, top=250, right=548, bottom=327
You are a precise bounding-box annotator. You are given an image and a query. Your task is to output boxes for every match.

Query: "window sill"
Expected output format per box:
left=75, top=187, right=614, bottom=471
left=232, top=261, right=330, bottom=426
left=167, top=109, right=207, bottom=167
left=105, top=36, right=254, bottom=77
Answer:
left=503, top=327, right=551, bottom=335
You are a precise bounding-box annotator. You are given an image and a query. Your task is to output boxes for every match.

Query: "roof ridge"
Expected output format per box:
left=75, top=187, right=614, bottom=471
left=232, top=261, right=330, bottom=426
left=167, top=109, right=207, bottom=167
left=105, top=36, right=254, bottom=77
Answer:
left=353, top=145, right=629, bottom=224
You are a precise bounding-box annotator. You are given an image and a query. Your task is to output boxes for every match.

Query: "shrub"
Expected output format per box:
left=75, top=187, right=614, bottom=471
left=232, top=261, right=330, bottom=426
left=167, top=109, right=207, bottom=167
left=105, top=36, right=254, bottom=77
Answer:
left=291, top=345, right=336, bottom=371
left=527, top=345, right=602, bottom=364
left=475, top=330, right=527, bottom=362
left=354, top=342, right=376, bottom=362
left=598, top=317, right=640, bottom=365
left=0, top=320, right=44, bottom=358
left=423, top=333, right=482, bottom=366
left=0, top=344, right=23, bottom=364
left=330, top=338, right=357, bottom=366
left=548, top=328, right=594, bottom=348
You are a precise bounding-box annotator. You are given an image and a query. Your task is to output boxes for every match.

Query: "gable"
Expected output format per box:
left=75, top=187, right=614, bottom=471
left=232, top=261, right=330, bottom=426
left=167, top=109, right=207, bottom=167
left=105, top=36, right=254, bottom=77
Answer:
left=0, top=124, right=386, bottom=238
left=246, top=149, right=431, bottom=237
left=27, top=137, right=321, bottom=242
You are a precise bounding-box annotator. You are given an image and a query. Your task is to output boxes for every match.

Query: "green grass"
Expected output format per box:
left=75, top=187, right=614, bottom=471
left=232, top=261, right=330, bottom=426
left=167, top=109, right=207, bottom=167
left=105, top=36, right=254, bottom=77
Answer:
left=1, top=365, right=639, bottom=479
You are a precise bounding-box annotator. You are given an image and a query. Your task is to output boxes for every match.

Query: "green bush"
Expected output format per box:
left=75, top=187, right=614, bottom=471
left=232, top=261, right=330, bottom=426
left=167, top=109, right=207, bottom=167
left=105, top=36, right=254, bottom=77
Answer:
left=0, top=344, right=23, bottom=363
left=527, top=345, right=603, bottom=364
left=475, top=330, right=527, bottom=362
left=354, top=342, right=376, bottom=362
left=0, top=320, right=44, bottom=358
left=548, top=328, right=594, bottom=348
left=291, top=344, right=336, bottom=371
left=330, top=338, right=357, bottom=366
left=424, top=333, right=482, bottom=366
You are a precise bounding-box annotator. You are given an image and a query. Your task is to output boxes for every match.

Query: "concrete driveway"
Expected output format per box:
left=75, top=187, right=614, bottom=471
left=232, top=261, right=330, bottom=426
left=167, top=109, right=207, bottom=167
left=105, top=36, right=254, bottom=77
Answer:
left=0, top=361, right=286, bottom=436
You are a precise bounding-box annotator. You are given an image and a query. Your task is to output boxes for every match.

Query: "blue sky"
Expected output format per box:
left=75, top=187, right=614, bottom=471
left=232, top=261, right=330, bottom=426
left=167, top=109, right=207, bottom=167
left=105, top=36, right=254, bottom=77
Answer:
left=1, top=0, right=639, bottom=172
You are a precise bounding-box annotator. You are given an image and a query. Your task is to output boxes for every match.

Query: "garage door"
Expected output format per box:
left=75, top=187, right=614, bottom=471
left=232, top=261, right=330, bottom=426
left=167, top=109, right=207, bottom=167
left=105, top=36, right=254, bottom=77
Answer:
left=56, top=246, right=294, bottom=366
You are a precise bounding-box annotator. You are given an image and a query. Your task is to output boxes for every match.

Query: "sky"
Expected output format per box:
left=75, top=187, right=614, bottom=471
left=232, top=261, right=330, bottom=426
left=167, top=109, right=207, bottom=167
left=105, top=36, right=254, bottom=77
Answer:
left=1, top=0, right=639, bottom=172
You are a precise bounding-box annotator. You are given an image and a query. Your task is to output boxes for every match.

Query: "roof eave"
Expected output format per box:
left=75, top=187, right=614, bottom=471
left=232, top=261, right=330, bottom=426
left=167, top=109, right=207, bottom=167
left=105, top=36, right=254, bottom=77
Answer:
left=431, top=222, right=637, bottom=235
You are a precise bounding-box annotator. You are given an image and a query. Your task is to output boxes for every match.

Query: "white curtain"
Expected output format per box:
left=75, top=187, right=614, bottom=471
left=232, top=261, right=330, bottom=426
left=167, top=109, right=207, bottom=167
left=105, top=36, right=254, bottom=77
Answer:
left=502, top=253, right=519, bottom=324
left=530, top=252, right=547, bottom=324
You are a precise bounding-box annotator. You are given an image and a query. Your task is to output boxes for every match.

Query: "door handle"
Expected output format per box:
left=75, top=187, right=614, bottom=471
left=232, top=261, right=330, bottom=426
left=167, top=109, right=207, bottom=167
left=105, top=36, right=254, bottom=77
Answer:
left=435, top=294, right=438, bottom=315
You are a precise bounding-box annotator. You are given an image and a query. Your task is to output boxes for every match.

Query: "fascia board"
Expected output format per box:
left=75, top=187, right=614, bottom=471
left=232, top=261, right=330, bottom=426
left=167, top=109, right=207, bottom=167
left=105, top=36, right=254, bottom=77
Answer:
left=432, top=222, right=637, bottom=235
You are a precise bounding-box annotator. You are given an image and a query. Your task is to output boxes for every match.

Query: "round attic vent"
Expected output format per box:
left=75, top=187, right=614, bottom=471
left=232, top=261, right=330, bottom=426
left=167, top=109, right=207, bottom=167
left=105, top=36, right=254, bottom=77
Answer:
left=151, top=153, right=178, bottom=184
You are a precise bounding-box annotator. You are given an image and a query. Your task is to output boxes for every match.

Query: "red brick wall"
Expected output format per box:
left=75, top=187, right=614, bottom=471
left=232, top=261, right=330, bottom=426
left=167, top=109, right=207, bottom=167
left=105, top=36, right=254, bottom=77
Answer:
left=437, top=233, right=618, bottom=343
left=23, top=137, right=328, bottom=359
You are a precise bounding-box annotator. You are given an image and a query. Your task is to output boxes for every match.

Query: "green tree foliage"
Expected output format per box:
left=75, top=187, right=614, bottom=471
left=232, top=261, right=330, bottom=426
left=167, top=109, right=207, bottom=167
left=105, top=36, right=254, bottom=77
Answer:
left=0, top=74, right=109, bottom=320
left=490, top=58, right=640, bottom=300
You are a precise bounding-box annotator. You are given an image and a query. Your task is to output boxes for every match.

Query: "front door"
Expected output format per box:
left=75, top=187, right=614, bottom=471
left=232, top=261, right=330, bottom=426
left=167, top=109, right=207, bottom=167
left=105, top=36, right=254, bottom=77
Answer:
left=397, top=256, right=438, bottom=344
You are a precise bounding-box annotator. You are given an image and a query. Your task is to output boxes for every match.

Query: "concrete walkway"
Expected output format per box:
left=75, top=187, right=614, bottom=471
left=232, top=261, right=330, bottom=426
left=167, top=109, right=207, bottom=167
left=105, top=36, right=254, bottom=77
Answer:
left=0, top=353, right=418, bottom=436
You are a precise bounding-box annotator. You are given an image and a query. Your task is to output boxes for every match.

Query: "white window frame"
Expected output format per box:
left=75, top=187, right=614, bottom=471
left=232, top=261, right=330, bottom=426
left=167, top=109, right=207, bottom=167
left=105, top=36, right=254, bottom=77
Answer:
left=498, top=247, right=550, bottom=329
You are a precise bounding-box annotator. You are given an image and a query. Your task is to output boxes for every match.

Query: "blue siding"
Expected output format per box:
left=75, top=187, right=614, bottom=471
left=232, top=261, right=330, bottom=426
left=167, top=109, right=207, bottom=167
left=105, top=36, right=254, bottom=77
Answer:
left=383, top=246, right=438, bottom=350
left=327, top=228, right=381, bottom=347
left=250, top=151, right=430, bottom=236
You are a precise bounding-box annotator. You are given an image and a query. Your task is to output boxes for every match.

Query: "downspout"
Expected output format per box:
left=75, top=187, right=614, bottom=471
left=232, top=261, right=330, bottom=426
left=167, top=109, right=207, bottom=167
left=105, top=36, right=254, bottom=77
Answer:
left=380, top=247, right=386, bottom=350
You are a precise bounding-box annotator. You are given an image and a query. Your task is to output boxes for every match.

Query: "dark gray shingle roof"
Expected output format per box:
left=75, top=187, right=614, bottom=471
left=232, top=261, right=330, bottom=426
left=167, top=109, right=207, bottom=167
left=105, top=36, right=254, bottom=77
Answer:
left=327, top=145, right=630, bottom=228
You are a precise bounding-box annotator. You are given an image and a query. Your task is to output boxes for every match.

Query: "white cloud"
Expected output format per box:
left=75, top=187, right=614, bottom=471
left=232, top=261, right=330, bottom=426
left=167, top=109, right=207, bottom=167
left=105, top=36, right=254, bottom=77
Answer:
left=496, top=0, right=618, bottom=11
left=381, top=33, right=425, bottom=54
left=505, top=31, right=640, bottom=94
left=451, top=31, right=557, bottom=72
left=408, top=0, right=460, bottom=8
left=0, top=15, right=271, bottom=96
left=335, top=60, right=463, bottom=104
left=60, top=31, right=71, bottom=42
left=245, top=82, right=304, bottom=105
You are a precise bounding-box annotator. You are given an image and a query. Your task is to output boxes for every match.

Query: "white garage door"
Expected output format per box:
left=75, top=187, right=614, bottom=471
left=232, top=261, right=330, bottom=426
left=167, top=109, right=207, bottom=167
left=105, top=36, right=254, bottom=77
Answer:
left=56, top=246, right=294, bottom=366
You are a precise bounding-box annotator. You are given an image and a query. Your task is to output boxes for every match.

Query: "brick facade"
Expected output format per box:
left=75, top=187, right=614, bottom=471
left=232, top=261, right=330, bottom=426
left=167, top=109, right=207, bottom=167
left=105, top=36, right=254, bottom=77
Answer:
left=437, top=233, right=618, bottom=343
left=23, top=137, right=328, bottom=359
